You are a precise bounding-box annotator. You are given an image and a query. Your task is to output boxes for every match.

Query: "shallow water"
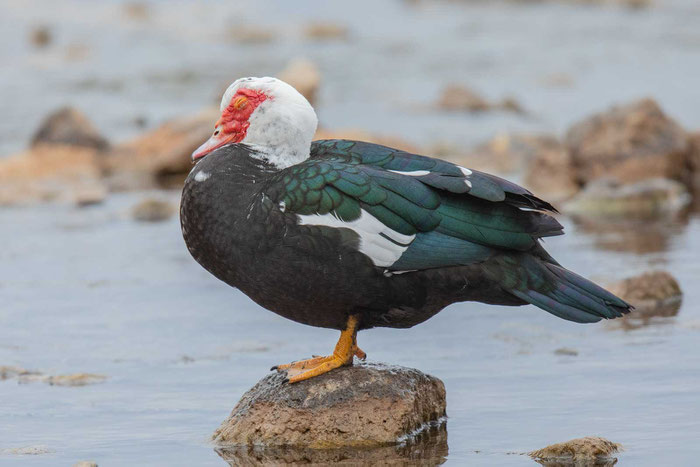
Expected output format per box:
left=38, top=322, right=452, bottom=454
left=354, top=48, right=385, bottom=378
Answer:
left=2, top=196, right=700, bottom=466
left=2, top=0, right=700, bottom=465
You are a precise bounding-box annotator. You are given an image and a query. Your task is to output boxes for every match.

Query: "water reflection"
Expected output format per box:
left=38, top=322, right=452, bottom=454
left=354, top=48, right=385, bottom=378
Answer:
left=569, top=214, right=689, bottom=254
left=607, top=297, right=682, bottom=331
left=215, top=423, right=448, bottom=466
left=533, top=458, right=617, bottom=467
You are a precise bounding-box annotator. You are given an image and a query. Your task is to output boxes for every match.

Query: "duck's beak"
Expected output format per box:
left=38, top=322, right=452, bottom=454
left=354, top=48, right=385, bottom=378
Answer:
left=191, top=129, right=236, bottom=162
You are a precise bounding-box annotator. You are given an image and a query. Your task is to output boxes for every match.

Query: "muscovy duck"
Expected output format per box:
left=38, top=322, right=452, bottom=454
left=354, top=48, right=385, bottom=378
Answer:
left=180, top=77, right=632, bottom=383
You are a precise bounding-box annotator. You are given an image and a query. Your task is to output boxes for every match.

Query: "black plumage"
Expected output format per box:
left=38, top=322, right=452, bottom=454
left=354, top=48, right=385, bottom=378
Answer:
left=180, top=140, right=632, bottom=332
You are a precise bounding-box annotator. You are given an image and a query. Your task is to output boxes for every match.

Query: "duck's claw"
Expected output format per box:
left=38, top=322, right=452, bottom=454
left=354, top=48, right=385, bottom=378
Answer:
left=270, top=315, right=365, bottom=383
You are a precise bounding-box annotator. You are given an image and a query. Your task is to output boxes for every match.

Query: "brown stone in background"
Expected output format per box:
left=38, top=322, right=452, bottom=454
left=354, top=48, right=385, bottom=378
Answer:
left=529, top=436, right=622, bottom=465
left=303, top=23, right=350, bottom=41
left=0, top=145, right=104, bottom=206
left=212, top=363, right=446, bottom=449
left=31, top=107, right=109, bottom=151
left=607, top=270, right=682, bottom=321
left=565, top=98, right=690, bottom=185
left=437, top=84, right=491, bottom=112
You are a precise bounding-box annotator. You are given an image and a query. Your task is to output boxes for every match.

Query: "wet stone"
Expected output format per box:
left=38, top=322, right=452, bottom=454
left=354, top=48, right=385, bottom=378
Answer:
left=565, top=98, right=690, bottom=186
left=131, top=198, right=175, bottom=222
left=212, top=362, right=446, bottom=449
left=31, top=107, right=109, bottom=151
left=529, top=436, right=622, bottom=466
left=607, top=270, right=682, bottom=323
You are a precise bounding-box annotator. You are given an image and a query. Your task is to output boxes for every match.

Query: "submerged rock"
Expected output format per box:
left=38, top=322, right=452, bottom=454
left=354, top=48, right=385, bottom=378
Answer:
left=1, top=366, right=106, bottom=386
left=0, top=445, right=54, bottom=456
left=436, top=84, right=491, bottom=112
left=563, top=178, right=690, bottom=219
left=31, top=107, right=109, bottom=151
left=436, top=84, right=524, bottom=113
left=303, top=22, right=350, bottom=41
left=529, top=436, right=622, bottom=465
left=212, top=363, right=446, bottom=449
left=607, top=271, right=682, bottom=322
left=131, top=198, right=175, bottom=222
left=29, top=25, right=52, bottom=48
left=227, top=25, right=277, bottom=44
left=565, top=98, right=690, bottom=186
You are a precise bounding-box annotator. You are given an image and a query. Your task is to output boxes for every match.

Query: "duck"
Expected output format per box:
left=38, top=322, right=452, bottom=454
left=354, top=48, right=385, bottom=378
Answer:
left=180, top=77, right=632, bottom=383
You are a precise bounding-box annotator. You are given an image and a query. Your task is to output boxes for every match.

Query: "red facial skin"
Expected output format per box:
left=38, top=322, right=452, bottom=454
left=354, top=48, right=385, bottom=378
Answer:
left=191, top=88, right=269, bottom=161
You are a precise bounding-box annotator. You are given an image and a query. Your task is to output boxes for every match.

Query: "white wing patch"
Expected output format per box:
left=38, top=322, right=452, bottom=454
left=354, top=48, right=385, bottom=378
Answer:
left=297, top=209, right=415, bottom=267
left=194, top=171, right=210, bottom=182
left=458, top=166, right=472, bottom=176
left=388, top=170, right=430, bottom=176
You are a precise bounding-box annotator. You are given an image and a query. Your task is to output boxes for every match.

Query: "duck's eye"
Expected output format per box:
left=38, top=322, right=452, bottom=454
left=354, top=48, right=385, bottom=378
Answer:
left=213, top=129, right=220, bottom=136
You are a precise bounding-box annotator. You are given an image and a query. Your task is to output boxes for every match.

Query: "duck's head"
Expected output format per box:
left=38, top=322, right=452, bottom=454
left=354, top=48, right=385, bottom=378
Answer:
left=192, top=77, right=318, bottom=168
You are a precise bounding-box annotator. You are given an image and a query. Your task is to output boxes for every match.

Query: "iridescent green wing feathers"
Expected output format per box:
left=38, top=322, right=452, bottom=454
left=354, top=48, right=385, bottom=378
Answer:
left=265, top=139, right=563, bottom=270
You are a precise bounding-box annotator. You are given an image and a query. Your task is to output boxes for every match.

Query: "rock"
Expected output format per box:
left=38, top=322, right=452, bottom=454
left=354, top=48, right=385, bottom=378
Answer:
left=523, top=136, right=579, bottom=201
left=1, top=366, right=106, bottom=386
left=131, top=198, right=175, bottom=222
left=0, top=365, right=38, bottom=380
left=29, top=25, right=52, bottom=48
left=303, top=22, right=349, bottom=41
left=74, top=183, right=108, bottom=207
left=227, top=25, right=277, bottom=44
left=529, top=436, right=622, bottom=465
left=540, top=72, right=574, bottom=88
left=212, top=363, right=446, bottom=449
left=563, top=178, right=690, bottom=219
left=45, top=373, right=107, bottom=387
left=565, top=98, right=690, bottom=186
left=17, top=372, right=107, bottom=386
left=104, top=107, right=219, bottom=189
left=0, top=145, right=105, bottom=206
left=0, top=445, right=53, bottom=455
left=436, top=84, right=523, bottom=114
left=278, top=59, right=321, bottom=106
left=437, top=84, right=491, bottom=112
left=687, top=131, right=700, bottom=202
left=31, top=107, right=109, bottom=151
left=554, top=347, right=578, bottom=356
left=73, top=462, right=98, bottom=467
left=498, top=96, right=525, bottom=114
left=123, top=2, right=149, bottom=21
left=607, top=271, right=682, bottom=321
left=315, top=127, right=420, bottom=154
left=457, top=132, right=565, bottom=176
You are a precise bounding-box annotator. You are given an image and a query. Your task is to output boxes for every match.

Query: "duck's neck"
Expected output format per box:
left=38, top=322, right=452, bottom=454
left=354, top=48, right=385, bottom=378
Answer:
left=245, top=142, right=309, bottom=169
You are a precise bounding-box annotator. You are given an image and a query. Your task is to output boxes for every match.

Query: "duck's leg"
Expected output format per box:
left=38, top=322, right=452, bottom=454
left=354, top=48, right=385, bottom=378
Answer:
left=272, top=315, right=364, bottom=383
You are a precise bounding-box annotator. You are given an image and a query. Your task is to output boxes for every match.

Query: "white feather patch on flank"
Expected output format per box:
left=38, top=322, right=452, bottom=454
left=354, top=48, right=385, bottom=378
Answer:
left=458, top=165, right=472, bottom=176
left=388, top=170, right=430, bottom=176
left=464, top=179, right=472, bottom=189
left=194, top=171, right=210, bottom=182
left=297, top=209, right=415, bottom=267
